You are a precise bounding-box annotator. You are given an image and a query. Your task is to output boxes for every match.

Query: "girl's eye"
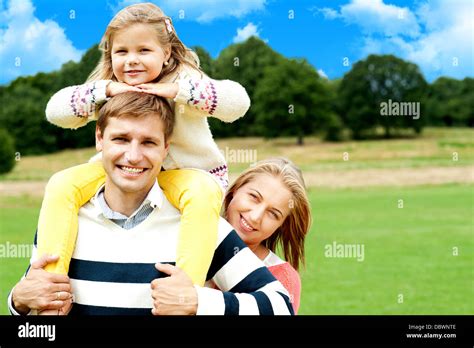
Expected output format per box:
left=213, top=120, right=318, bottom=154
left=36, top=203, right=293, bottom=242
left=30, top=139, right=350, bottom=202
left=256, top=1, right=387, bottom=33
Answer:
left=115, top=50, right=126, bottom=54
left=249, top=193, right=257, bottom=200
left=270, top=211, right=278, bottom=219
left=141, top=48, right=151, bottom=52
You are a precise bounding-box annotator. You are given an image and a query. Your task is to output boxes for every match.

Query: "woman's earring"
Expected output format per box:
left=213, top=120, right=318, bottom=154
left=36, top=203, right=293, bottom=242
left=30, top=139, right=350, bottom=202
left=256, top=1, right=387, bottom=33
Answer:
left=164, top=61, right=169, bottom=66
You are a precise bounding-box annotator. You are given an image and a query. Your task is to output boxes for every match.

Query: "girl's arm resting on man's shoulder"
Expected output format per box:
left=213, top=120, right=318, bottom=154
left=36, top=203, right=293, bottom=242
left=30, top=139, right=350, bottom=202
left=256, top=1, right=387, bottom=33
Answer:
left=45, top=80, right=111, bottom=129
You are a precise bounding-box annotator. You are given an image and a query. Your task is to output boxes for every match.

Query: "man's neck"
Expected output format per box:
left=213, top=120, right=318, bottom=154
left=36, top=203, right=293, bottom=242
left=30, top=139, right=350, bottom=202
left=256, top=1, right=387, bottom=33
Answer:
left=103, top=181, right=153, bottom=217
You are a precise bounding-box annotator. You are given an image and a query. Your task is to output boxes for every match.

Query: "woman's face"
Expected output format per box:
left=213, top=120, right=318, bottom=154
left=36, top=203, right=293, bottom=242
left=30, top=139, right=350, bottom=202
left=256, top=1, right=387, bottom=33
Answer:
left=227, top=174, right=293, bottom=249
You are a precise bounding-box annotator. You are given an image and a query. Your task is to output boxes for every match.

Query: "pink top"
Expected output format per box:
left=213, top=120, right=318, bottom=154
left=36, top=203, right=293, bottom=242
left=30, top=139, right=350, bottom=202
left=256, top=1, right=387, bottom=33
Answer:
left=264, top=251, right=301, bottom=314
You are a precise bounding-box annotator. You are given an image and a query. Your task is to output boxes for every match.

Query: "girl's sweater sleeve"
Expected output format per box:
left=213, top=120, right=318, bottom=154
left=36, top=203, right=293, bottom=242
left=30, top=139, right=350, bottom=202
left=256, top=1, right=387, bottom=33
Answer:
left=45, top=80, right=111, bottom=129
left=173, top=68, right=250, bottom=123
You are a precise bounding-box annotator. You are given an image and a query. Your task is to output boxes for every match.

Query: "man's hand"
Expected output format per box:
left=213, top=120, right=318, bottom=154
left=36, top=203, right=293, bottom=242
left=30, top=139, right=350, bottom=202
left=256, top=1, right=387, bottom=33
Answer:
left=39, top=300, right=73, bottom=316
left=135, top=83, right=179, bottom=99
left=12, top=254, right=73, bottom=315
left=151, top=263, right=198, bottom=315
left=106, top=81, right=142, bottom=97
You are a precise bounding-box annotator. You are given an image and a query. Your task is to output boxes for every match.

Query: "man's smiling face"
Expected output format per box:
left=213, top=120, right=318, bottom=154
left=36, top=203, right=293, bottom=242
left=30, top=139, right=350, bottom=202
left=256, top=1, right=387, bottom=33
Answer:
left=96, top=113, right=168, bottom=197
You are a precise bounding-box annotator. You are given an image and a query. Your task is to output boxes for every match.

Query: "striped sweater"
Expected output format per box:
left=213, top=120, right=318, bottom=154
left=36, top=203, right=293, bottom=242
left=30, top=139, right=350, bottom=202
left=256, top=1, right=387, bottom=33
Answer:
left=9, top=184, right=293, bottom=315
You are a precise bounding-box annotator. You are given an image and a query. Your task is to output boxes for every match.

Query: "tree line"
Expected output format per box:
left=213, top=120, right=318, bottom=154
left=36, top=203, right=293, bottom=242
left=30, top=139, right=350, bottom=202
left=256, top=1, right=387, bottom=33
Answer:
left=0, top=37, right=472, bottom=168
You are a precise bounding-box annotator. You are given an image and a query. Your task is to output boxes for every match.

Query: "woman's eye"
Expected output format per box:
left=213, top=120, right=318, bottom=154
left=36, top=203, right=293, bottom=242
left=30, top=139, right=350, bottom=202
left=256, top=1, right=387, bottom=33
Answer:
left=115, top=50, right=126, bottom=54
left=141, top=48, right=151, bottom=52
left=113, top=137, right=126, bottom=142
left=270, top=211, right=278, bottom=219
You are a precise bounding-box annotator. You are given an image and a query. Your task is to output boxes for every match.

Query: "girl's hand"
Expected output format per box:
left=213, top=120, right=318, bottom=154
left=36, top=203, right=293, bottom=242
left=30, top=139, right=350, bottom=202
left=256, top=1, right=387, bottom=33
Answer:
left=135, top=83, right=179, bottom=99
left=106, top=81, right=142, bottom=97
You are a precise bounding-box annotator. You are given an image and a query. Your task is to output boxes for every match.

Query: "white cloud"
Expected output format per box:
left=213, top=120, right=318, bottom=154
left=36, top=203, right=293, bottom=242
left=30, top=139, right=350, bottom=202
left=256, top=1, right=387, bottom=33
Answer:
left=316, top=7, right=341, bottom=20
left=233, top=22, right=259, bottom=43
left=340, top=0, right=420, bottom=38
left=0, top=0, right=83, bottom=84
left=317, top=69, right=328, bottom=79
left=317, top=0, right=474, bottom=81
left=115, top=0, right=267, bottom=23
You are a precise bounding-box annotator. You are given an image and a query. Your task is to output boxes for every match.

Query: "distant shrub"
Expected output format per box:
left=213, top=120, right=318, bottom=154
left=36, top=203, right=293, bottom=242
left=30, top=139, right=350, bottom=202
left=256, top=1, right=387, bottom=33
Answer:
left=0, top=128, right=16, bottom=174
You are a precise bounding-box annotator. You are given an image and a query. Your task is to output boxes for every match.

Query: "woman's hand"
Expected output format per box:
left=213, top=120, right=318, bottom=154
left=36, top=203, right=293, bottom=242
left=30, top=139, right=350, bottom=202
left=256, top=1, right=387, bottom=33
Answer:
left=151, top=263, right=198, bottom=315
left=135, top=82, right=179, bottom=99
left=12, top=254, right=73, bottom=315
left=106, top=81, right=142, bottom=97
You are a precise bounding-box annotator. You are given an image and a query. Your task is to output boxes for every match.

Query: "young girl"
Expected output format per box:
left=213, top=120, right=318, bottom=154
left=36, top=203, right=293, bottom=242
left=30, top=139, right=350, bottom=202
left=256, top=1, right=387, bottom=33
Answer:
left=38, top=2, right=250, bottom=298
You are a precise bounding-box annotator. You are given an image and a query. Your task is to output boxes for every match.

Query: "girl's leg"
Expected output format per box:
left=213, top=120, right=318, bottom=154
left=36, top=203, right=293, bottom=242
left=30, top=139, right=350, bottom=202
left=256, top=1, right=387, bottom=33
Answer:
left=37, top=162, right=106, bottom=275
left=158, top=169, right=223, bottom=286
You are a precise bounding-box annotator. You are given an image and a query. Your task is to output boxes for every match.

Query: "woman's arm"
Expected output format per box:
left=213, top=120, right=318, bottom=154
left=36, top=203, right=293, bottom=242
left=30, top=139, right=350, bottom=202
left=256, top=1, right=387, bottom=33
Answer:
left=150, top=228, right=294, bottom=315
left=198, top=229, right=294, bottom=315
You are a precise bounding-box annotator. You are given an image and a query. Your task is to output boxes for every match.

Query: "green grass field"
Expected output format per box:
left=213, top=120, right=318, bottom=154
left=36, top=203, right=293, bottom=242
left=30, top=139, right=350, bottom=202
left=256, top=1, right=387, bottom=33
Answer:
left=299, top=184, right=473, bottom=314
left=1, top=184, right=472, bottom=315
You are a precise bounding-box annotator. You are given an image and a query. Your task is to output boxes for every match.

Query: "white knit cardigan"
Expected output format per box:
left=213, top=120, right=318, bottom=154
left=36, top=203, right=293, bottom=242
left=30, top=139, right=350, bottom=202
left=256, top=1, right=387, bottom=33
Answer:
left=45, top=66, right=251, bottom=187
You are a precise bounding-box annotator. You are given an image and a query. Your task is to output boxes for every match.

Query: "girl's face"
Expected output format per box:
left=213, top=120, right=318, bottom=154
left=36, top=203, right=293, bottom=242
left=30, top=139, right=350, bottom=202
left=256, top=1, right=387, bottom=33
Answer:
left=227, top=174, right=293, bottom=249
left=111, top=23, right=170, bottom=85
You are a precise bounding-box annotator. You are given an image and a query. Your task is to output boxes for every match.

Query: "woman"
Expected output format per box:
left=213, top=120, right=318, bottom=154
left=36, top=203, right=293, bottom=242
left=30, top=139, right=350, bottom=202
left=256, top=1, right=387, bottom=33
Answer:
left=223, top=157, right=311, bottom=314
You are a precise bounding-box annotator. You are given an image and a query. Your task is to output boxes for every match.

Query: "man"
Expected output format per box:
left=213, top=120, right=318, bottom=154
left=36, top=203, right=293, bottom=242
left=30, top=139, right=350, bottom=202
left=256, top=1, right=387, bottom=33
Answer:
left=9, top=92, right=294, bottom=315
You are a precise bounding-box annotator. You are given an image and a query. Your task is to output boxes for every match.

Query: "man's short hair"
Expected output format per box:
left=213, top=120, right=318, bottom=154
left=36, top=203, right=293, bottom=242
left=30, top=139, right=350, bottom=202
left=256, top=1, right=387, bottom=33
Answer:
left=97, top=92, right=174, bottom=141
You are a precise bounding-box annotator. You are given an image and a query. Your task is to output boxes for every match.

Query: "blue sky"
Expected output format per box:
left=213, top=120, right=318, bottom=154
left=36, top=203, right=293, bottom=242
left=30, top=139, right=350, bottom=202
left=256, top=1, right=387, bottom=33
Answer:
left=1, top=0, right=473, bottom=85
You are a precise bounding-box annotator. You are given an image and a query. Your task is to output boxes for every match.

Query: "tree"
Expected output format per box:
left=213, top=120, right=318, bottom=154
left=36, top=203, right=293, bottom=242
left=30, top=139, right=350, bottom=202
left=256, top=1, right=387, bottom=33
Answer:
left=426, top=77, right=474, bottom=127
left=323, top=78, right=345, bottom=141
left=0, top=84, right=58, bottom=155
left=253, top=58, right=332, bottom=145
left=0, top=45, right=101, bottom=155
left=211, top=37, right=284, bottom=137
left=339, top=55, right=427, bottom=139
left=0, top=128, right=15, bottom=174
left=461, top=78, right=474, bottom=127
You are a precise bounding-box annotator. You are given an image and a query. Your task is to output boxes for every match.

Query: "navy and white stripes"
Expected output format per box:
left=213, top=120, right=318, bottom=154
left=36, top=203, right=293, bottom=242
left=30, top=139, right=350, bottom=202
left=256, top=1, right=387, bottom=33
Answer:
left=9, top=185, right=293, bottom=315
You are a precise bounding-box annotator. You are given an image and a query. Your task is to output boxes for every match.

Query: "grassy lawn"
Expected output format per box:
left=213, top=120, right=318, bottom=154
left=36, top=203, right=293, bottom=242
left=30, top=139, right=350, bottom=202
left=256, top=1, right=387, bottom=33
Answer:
left=299, top=184, right=473, bottom=314
left=1, top=184, right=472, bottom=315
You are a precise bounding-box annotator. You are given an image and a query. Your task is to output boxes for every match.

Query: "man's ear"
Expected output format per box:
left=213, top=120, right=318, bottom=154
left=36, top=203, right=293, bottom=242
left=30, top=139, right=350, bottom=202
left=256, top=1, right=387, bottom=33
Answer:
left=95, top=126, right=103, bottom=152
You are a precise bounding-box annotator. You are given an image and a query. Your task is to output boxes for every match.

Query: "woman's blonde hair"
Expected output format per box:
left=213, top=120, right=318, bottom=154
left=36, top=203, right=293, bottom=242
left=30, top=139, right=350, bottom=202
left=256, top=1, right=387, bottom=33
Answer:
left=223, top=158, right=312, bottom=271
left=87, top=2, right=201, bottom=82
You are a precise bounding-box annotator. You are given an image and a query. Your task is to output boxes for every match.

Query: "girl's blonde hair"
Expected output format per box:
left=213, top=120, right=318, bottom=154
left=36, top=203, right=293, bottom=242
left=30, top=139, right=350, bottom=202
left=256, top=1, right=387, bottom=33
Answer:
left=87, top=2, right=201, bottom=82
left=223, top=158, right=312, bottom=271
